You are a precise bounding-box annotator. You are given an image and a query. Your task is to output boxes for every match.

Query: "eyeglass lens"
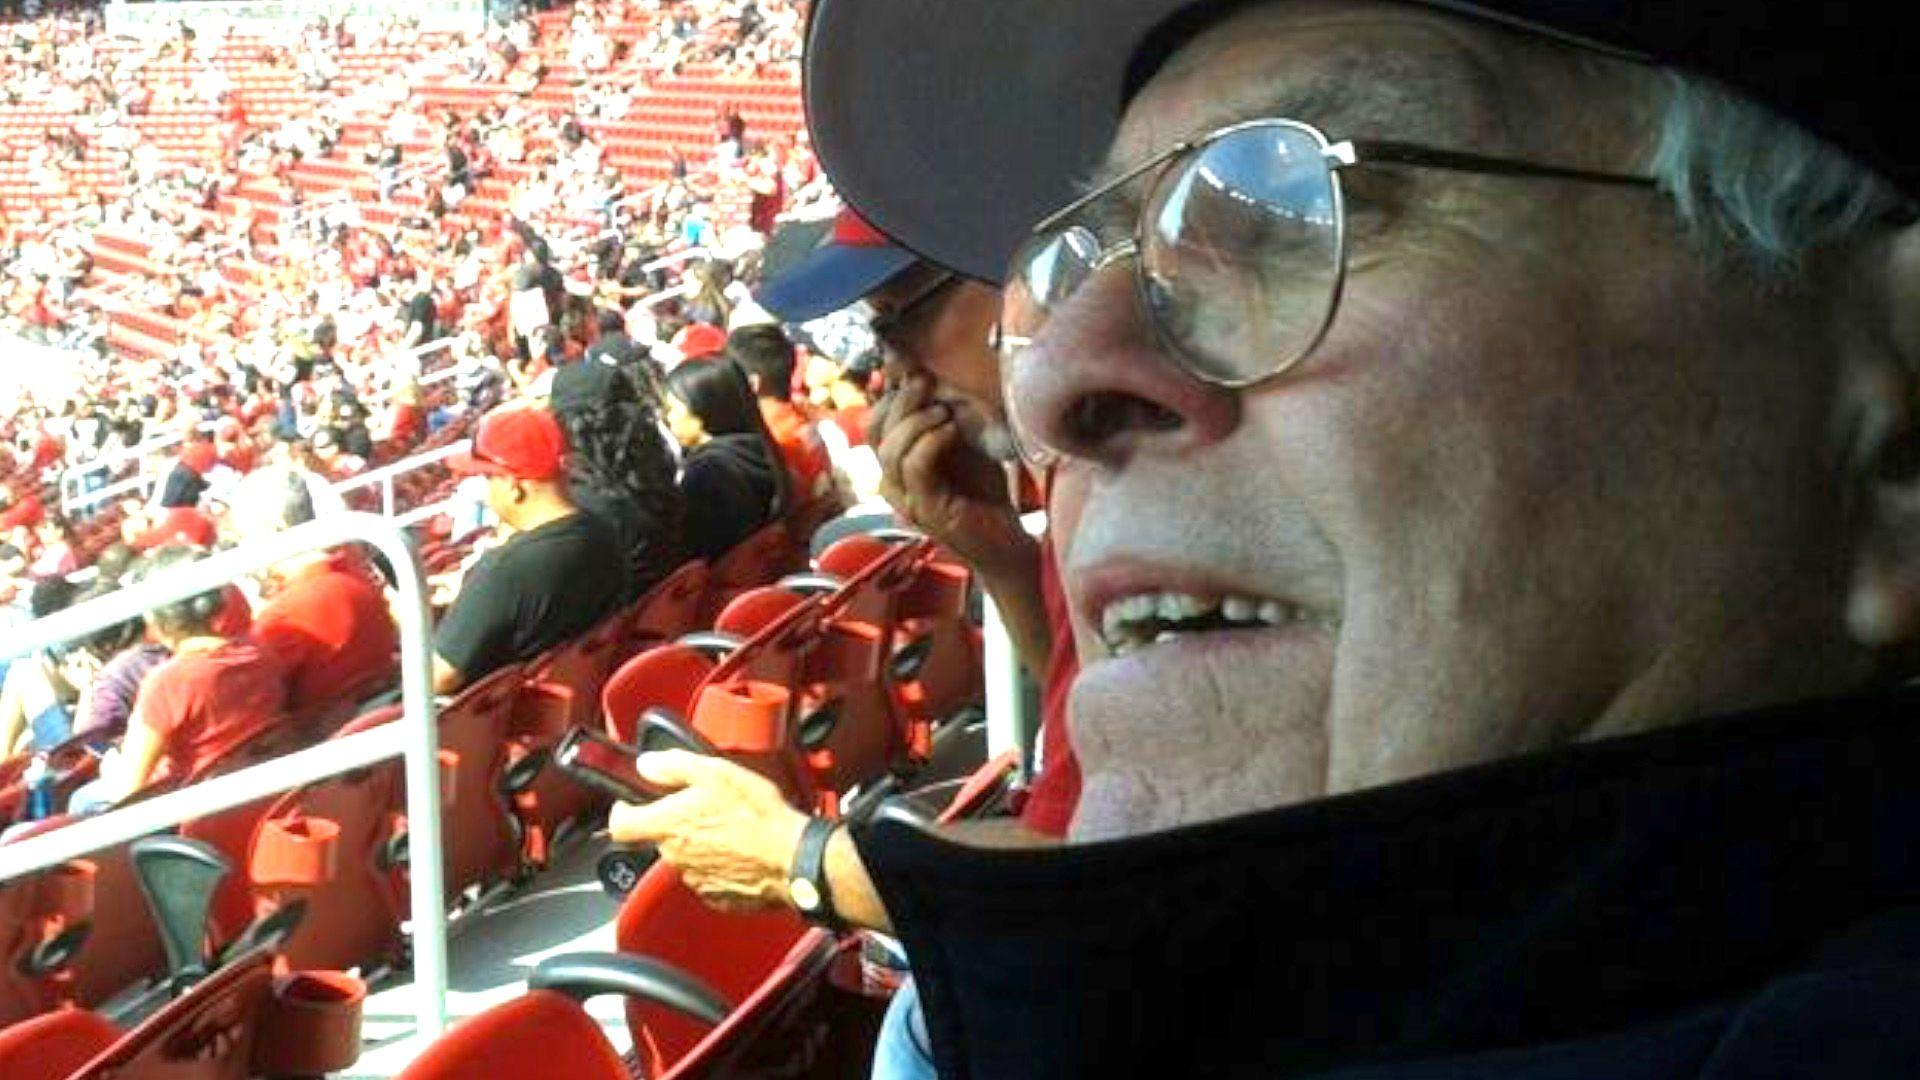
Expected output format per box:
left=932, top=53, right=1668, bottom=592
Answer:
left=999, top=121, right=1343, bottom=462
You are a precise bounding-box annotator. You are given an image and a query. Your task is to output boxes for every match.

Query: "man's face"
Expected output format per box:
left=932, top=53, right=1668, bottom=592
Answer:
left=869, top=273, right=1010, bottom=457
left=1012, top=2, right=1870, bottom=839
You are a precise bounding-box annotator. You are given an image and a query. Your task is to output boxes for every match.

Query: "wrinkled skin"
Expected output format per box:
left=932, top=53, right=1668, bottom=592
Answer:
left=1006, top=2, right=1920, bottom=840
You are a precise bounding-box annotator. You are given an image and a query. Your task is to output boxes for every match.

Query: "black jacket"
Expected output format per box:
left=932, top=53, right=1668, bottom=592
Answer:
left=860, top=687, right=1920, bottom=1078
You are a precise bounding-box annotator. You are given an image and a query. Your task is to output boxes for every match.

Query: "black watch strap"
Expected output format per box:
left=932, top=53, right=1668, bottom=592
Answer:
left=789, top=816, right=844, bottom=930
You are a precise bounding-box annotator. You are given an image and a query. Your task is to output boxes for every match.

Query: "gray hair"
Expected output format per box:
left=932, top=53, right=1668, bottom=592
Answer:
left=227, top=464, right=345, bottom=539
left=1649, top=71, right=1914, bottom=277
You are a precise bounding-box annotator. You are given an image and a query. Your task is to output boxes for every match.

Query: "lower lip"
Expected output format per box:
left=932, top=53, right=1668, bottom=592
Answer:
left=1091, top=623, right=1324, bottom=670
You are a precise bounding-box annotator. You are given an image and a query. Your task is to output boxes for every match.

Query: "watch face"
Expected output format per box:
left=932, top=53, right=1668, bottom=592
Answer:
left=789, top=877, right=822, bottom=912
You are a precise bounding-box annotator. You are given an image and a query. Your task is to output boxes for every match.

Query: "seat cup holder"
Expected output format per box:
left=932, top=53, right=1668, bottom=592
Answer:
left=251, top=818, right=342, bottom=887
left=254, top=969, right=367, bottom=1076
left=692, top=681, right=790, bottom=753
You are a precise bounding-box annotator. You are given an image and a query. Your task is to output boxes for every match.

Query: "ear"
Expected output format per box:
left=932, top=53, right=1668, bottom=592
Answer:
left=1843, top=225, right=1920, bottom=648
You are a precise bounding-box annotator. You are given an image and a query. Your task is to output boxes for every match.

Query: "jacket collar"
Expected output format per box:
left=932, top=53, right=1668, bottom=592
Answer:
left=861, top=687, right=1920, bottom=1077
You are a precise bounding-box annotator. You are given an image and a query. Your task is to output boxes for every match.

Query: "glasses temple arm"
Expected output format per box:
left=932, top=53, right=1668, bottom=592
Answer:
left=1345, top=139, right=1658, bottom=187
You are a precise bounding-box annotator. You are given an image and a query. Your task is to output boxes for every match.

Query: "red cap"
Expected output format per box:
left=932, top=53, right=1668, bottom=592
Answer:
left=448, top=405, right=567, bottom=481
left=179, top=441, right=219, bottom=475
left=673, top=323, right=729, bottom=361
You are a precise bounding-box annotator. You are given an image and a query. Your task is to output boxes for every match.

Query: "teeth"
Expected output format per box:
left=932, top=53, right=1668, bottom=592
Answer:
left=1098, top=589, right=1317, bottom=656
left=1157, top=593, right=1214, bottom=621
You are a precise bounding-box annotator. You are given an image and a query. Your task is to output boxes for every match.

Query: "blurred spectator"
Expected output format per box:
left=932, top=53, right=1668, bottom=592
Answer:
left=227, top=465, right=399, bottom=714
left=69, top=545, right=289, bottom=813
left=549, top=358, right=684, bottom=597
left=728, top=323, right=832, bottom=504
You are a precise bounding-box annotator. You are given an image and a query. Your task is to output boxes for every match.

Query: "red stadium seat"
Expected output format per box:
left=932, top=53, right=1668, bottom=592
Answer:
left=395, top=988, right=630, bottom=1080
left=625, top=561, right=711, bottom=652
left=511, top=611, right=635, bottom=863
left=0, top=1007, right=120, bottom=1080
left=431, top=662, right=530, bottom=895
left=613, top=863, right=815, bottom=1077
left=241, top=706, right=409, bottom=974
left=25, top=947, right=367, bottom=1080
left=704, top=523, right=805, bottom=623
left=602, top=643, right=722, bottom=746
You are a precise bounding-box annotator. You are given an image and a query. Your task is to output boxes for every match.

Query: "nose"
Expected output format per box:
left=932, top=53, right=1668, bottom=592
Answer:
left=1005, top=266, right=1239, bottom=468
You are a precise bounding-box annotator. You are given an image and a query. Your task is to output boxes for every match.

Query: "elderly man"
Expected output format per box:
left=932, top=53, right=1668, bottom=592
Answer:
left=746, top=0, right=1920, bottom=1074
left=226, top=464, right=398, bottom=716
left=621, top=0, right=1920, bottom=1077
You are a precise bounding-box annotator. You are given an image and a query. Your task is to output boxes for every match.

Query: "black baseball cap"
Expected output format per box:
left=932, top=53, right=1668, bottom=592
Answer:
left=805, top=0, right=1918, bottom=284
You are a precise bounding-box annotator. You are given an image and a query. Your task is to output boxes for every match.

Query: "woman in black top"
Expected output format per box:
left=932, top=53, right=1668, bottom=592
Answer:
left=664, top=356, right=789, bottom=559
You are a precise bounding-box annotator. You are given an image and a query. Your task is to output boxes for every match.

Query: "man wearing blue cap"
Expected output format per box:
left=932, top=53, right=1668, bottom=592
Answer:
left=623, top=0, right=1920, bottom=1076
left=755, top=206, right=1083, bottom=836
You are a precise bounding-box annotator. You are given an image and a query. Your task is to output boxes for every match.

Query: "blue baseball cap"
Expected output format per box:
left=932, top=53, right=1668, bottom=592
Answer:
left=755, top=207, right=920, bottom=322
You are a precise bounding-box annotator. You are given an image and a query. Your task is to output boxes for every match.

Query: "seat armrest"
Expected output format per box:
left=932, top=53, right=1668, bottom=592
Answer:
left=530, top=951, right=732, bottom=1028
left=675, top=631, right=744, bottom=659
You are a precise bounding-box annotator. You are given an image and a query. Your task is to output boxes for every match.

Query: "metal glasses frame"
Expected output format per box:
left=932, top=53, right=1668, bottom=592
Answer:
left=1010, top=117, right=1658, bottom=390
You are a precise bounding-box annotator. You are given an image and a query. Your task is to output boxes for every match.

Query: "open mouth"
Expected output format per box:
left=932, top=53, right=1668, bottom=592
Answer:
left=1097, top=590, right=1326, bottom=657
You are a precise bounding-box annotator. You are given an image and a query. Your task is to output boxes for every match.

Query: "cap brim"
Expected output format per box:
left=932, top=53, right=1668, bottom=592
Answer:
left=805, top=0, right=1912, bottom=285
left=806, top=0, right=1187, bottom=284
left=446, top=451, right=510, bottom=479
left=755, top=237, right=919, bottom=322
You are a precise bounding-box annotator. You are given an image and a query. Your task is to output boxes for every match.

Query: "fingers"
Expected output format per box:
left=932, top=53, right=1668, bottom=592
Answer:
left=606, top=786, right=695, bottom=845
left=897, top=414, right=963, bottom=502
left=876, top=398, right=954, bottom=494
left=632, top=747, right=716, bottom=790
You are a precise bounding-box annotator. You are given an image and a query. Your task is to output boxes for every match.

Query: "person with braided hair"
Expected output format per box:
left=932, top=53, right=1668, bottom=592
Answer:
left=549, top=359, right=686, bottom=598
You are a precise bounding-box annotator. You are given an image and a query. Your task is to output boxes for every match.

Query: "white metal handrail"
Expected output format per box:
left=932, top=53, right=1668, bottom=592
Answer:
left=0, top=512, right=449, bottom=1039
left=333, top=439, right=472, bottom=517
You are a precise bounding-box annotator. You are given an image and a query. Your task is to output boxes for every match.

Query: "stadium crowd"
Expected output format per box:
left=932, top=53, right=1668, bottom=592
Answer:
left=0, top=0, right=876, bottom=827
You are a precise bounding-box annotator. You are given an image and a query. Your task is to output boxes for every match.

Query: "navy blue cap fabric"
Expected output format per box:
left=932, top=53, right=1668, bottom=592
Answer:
left=805, top=0, right=1918, bottom=284
left=754, top=210, right=921, bottom=322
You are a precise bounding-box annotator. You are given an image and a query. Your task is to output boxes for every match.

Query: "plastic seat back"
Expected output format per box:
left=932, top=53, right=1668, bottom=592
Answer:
left=395, top=989, right=629, bottom=1080
left=602, top=643, right=722, bottom=745
left=244, top=706, right=409, bottom=974
left=513, top=610, right=635, bottom=854
left=0, top=1008, right=120, bottom=1080
left=886, top=548, right=983, bottom=761
left=435, top=663, right=528, bottom=892
left=0, top=855, right=95, bottom=1027
left=627, top=560, right=710, bottom=651
left=704, top=522, right=804, bottom=622
left=615, top=863, right=810, bottom=1078
left=67, top=947, right=366, bottom=1080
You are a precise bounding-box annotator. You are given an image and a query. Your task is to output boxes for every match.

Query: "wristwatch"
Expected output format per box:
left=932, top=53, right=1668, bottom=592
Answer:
left=787, top=816, right=843, bottom=930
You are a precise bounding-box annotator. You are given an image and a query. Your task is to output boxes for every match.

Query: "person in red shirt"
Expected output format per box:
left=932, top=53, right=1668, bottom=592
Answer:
left=230, top=466, right=399, bottom=715
left=727, top=324, right=835, bottom=503
left=129, top=504, right=218, bottom=552
left=214, top=417, right=258, bottom=473
left=0, top=486, right=45, bottom=546
left=69, top=546, right=288, bottom=813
